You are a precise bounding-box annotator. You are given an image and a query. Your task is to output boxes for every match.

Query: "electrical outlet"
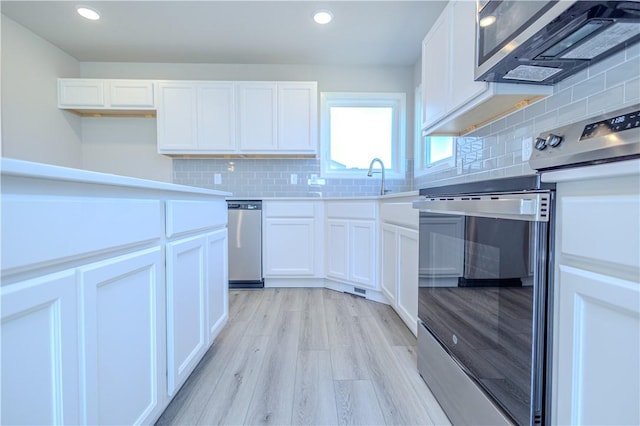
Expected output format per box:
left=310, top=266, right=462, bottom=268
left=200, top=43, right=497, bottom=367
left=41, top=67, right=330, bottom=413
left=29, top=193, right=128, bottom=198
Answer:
left=214, top=173, right=221, bottom=185
left=522, top=137, right=533, bottom=161
left=290, top=174, right=298, bottom=185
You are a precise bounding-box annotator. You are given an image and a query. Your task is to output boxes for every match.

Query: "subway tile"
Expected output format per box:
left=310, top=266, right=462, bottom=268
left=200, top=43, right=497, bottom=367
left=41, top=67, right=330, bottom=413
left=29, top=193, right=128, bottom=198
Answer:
left=497, top=154, right=514, bottom=168
left=627, top=42, right=640, bottom=60
left=588, top=49, right=627, bottom=77
left=556, top=67, right=589, bottom=92
left=533, top=110, right=559, bottom=134
left=572, top=74, right=606, bottom=101
left=523, top=99, right=547, bottom=121
left=505, top=109, right=525, bottom=128
left=490, top=143, right=506, bottom=158
left=625, top=77, right=640, bottom=103
left=545, top=88, right=572, bottom=112
left=587, top=85, right=624, bottom=115
left=557, top=99, right=587, bottom=126
left=490, top=117, right=507, bottom=133
left=606, top=57, right=640, bottom=89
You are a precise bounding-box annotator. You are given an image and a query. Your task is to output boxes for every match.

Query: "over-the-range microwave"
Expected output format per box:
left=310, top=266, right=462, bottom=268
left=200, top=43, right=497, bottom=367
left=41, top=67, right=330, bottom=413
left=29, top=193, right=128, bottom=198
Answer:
left=475, top=1, right=640, bottom=85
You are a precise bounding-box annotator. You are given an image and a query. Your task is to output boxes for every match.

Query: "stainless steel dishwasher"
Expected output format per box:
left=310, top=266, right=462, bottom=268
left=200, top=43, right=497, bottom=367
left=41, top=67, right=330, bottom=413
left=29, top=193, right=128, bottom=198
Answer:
left=227, top=200, right=263, bottom=288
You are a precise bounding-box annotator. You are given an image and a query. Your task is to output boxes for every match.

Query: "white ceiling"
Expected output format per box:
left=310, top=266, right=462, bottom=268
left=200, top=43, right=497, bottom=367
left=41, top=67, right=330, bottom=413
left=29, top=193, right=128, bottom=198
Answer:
left=1, top=1, right=448, bottom=66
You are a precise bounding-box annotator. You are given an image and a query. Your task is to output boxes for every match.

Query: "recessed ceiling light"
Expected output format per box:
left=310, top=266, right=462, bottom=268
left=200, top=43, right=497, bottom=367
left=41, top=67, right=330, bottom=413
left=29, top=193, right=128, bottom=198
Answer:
left=313, top=9, right=333, bottom=25
left=77, top=6, right=100, bottom=21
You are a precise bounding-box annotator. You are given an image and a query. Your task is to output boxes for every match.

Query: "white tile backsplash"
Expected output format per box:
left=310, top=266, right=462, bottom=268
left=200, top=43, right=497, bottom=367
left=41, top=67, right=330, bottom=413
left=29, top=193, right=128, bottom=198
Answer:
left=173, top=43, right=639, bottom=195
left=414, top=42, right=640, bottom=190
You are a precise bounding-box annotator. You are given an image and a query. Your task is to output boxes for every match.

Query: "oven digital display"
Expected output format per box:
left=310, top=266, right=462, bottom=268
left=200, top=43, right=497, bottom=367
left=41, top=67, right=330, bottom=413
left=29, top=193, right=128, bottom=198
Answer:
left=580, top=110, right=640, bottom=141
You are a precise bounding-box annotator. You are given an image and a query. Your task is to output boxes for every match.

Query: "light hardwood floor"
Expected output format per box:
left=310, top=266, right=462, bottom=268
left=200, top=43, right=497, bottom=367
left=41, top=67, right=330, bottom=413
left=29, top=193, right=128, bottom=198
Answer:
left=156, top=288, right=451, bottom=425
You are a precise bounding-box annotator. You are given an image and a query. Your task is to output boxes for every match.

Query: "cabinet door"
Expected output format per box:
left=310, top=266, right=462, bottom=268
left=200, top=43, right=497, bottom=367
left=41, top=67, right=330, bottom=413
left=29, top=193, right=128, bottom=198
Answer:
left=449, top=0, right=487, bottom=111
left=326, top=219, right=349, bottom=281
left=206, top=229, right=229, bottom=345
left=166, top=235, right=208, bottom=396
left=421, top=6, right=450, bottom=128
left=554, top=265, right=640, bottom=425
left=1, top=270, right=81, bottom=425
left=58, top=78, right=105, bottom=108
left=157, top=83, right=198, bottom=152
left=277, top=82, right=317, bottom=153
left=418, top=215, right=464, bottom=276
left=381, top=224, right=398, bottom=304
left=350, top=220, right=377, bottom=288
left=79, top=247, right=164, bottom=425
left=396, top=228, right=419, bottom=336
left=198, top=83, right=237, bottom=152
left=238, top=82, right=278, bottom=151
left=264, top=218, right=316, bottom=276
left=109, top=80, right=155, bottom=108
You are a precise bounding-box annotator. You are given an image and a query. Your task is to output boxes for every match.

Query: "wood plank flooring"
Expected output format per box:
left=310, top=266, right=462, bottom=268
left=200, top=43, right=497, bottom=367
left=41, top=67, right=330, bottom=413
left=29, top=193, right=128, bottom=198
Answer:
left=156, top=288, right=450, bottom=425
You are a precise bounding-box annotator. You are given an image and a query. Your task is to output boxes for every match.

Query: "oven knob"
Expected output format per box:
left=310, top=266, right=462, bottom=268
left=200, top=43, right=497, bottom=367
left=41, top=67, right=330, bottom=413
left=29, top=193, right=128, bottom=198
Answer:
left=546, top=133, right=563, bottom=148
left=534, top=137, right=548, bottom=151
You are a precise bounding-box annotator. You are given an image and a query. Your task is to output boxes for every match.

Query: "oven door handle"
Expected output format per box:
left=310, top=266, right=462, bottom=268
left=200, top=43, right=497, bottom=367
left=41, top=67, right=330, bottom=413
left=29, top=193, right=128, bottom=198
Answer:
left=412, top=194, right=550, bottom=222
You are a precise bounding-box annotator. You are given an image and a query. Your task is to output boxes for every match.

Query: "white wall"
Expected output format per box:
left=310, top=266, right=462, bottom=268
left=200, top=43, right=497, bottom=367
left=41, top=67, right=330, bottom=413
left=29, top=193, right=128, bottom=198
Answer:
left=1, top=15, right=83, bottom=168
left=81, top=117, right=172, bottom=182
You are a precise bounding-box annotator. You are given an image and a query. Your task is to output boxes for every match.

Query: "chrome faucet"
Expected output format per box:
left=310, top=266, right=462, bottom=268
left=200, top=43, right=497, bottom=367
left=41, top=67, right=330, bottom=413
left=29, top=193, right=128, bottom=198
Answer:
left=367, top=157, right=386, bottom=195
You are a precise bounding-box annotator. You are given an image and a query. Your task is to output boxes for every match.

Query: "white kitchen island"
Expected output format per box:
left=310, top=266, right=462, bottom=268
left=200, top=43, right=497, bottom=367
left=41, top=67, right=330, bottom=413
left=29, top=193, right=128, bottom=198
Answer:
left=0, top=158, right=230, bottom=425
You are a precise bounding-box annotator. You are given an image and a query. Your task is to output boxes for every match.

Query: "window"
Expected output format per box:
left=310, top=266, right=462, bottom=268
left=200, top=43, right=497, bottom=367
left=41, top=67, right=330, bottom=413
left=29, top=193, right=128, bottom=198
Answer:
left=414, top=86, right=456, bottom=176
left=320, top=92, right=406, bottom=178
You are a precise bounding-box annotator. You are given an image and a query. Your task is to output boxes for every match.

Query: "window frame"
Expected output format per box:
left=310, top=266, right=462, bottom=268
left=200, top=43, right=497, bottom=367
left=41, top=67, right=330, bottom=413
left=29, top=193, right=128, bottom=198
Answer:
left=320, top=92, right=406, bottom=179
left=414, top=85, right=457, bottom=177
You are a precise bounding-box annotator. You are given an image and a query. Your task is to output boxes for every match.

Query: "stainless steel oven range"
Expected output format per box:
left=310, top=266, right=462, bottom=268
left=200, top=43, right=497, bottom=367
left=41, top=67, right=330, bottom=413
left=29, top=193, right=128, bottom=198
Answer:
left=412, top=104, right=640, bottom=425
left=413, top=176, right=555, bottom=425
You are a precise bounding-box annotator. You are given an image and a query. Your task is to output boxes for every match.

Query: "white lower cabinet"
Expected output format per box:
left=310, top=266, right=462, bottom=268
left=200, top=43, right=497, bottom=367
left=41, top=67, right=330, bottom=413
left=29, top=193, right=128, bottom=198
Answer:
left=206, top=229, right=229, bottom=344
left=554, top=266, right=639, bottom=425
left=381, top=225, right=398, bottom=304
left=326, top=218, right=377, bottom=289
left=380, top=223, right=419, bottom=335
left=549, top=165, right=640, bottom=425
left=396, top=228, right=419, bottom=335
left=1, top=270, right=81, bottom=425
left=79, top=247, right=165, bottom=425
left=264, top=218, right=316, bottom=276
left=263, top=200, right=323, bottom=279
left=166, top=234, right=208, bottom=396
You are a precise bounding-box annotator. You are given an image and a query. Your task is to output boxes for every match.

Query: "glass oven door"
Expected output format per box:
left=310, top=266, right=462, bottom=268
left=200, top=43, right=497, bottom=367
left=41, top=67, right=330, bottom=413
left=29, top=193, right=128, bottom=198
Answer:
left=415, top=191, right=553, bottom=425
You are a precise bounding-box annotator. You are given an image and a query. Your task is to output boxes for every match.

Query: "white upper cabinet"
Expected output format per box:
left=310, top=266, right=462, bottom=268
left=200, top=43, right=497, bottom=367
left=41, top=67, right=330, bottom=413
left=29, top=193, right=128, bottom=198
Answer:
left=198, top=83, right=237, bottom=152
left=58, top=79, right=155, bottom=113
left=238, top=82, right=278, bottom=152
left=157, top=81, right=236, bottom=154
left=157, top=82, right=198, bottom=152
left=277, top=82, right=318, bottom=153
left=421, top=0, right=551, bottom=136
left=158, top=80, right=317, bottom=156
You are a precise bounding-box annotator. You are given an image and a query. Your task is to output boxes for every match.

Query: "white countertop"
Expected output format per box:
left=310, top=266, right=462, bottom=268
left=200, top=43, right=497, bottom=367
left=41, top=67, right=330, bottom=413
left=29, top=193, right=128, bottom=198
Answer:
left=1, top=158, right=231, bottom=197
left=227, top=190, right=419, bottom=202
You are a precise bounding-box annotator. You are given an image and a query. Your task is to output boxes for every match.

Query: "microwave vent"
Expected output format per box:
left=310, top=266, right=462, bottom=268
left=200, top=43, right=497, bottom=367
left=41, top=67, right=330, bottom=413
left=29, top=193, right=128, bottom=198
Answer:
left=503, top=65, right=564, bottom=82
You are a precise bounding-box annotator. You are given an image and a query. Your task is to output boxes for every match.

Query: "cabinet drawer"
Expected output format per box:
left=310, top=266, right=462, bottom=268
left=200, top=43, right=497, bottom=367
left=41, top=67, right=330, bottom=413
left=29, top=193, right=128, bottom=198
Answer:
left=326, top=202, right=376, bottom=220
left=165, top=200, right=226, bottom=238
left=264, top=201, right=316, bottom=218
left=561, top=194, right=640, bottom=268
left=380, top=202, right=418, bottom=229
left=1, top=196, right=162, bottom=273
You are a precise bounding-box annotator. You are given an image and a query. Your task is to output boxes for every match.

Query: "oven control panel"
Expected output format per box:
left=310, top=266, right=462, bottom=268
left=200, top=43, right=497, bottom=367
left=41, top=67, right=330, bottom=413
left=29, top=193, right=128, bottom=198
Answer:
left=580, top=110, right=640, bottom=141
left=529, top=104, right=640, bottom=170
